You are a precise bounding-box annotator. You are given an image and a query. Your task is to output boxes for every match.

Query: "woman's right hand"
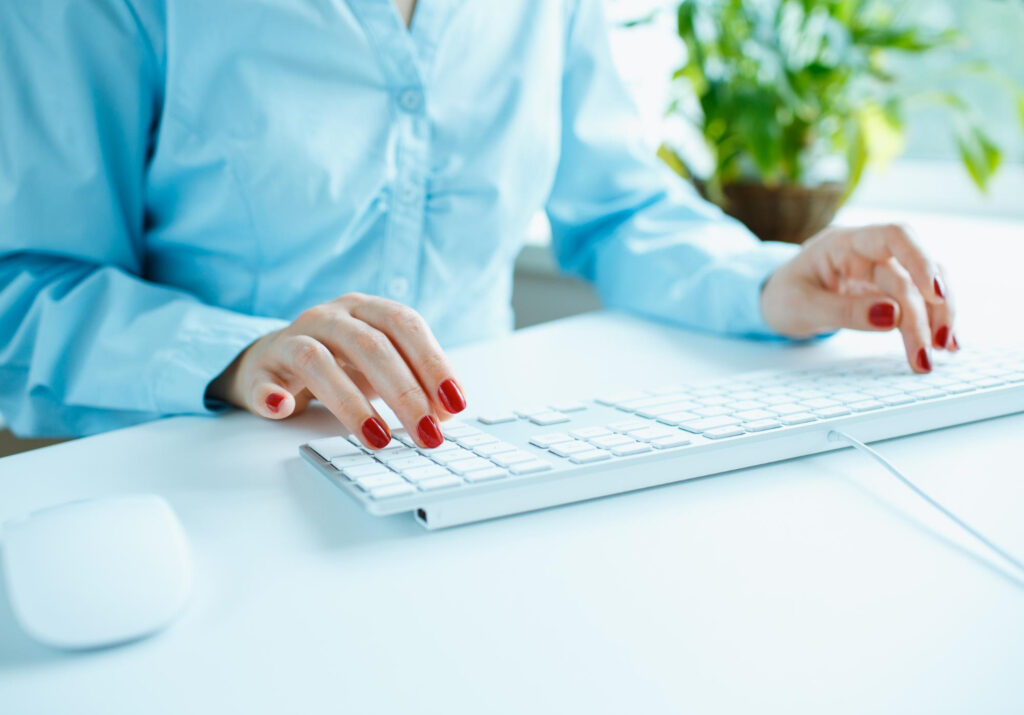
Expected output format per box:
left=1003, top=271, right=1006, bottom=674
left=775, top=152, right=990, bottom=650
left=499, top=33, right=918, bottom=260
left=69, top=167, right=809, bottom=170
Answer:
left=207, top=293, right=466, bottom=450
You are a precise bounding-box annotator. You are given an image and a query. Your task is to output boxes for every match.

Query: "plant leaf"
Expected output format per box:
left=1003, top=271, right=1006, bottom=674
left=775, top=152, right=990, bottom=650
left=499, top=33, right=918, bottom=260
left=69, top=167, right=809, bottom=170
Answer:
left=955, top=124, right=1003, bottom=192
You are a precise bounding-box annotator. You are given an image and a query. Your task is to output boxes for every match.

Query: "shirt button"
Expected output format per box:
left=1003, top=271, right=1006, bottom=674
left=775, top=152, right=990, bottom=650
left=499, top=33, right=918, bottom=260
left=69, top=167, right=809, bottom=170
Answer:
left=398, top=184, right=419, bottom=204
left=387, top=276, right=409, bottom=299
left=398, top=88, right=422, bottom=112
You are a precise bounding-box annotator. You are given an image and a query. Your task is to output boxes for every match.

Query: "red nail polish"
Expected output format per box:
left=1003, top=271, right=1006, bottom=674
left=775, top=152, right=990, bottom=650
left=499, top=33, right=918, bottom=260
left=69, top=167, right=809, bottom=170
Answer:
left=361, top=417, right=391, bottom=449
left=417, top=415, right=443, bottom=448
left=951, top=335, right=960, bottom=351
left=266, top=393, right=285, bottom=413
left=916, top=348, right=932, bottom=372
left=934, top=325, right=949, bottom=348
left=933, top=277, right=945, bottom=299
left=437, top=378, right=466, bottom=414
left=868, top=302, right=896, bottom=328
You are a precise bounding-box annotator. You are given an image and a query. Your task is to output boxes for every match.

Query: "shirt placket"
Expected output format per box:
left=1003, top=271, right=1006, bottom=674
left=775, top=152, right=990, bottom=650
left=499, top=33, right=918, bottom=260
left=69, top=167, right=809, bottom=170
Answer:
left=347, top=0, right=448, bottom=305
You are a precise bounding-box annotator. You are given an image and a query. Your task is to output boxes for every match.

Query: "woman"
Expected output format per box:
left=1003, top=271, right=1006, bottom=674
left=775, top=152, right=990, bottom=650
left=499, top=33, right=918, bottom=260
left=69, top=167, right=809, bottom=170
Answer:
left=0, top=0, right=955, bottom=451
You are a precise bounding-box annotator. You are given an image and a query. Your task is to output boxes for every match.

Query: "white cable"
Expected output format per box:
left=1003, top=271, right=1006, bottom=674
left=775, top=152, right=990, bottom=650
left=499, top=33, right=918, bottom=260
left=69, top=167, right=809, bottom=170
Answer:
left=828, top=430, right=1024, bottom=587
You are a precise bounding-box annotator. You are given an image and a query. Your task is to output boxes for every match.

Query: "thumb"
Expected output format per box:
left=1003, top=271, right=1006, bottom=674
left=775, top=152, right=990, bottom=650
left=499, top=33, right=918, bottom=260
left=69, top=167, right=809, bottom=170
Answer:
left=809, top=290, right=902, bottom=333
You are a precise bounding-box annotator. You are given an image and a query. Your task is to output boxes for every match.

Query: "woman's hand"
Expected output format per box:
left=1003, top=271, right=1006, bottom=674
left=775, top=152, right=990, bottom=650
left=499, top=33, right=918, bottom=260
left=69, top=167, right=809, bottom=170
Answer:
left=208, top=293, right=466, bottom=450
left=761, top=224, right=957, bottom=372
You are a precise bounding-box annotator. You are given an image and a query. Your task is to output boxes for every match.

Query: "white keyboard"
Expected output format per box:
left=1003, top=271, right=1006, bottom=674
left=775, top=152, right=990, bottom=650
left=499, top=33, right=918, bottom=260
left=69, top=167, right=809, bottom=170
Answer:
left=300, top=348, right=1024, bottom=529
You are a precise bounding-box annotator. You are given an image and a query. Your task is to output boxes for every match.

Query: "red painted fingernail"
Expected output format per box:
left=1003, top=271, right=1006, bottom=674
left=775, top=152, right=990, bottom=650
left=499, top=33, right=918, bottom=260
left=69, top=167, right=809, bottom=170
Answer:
left=933, top=277, right=945, bottom=299
left=266, top=393, right=285, bottom=413
left=361, top=417, right=391, bottom=449
left=934, top=325, right=949, bottom=348
left=437, top=378, right=466, bottom=414
left=417, top=415, right=443, bottom=448
left=916, top=348, right=932, bottom=372
left=868, top=302, right=896, bottom=328
left=951, top=335, right=960, bottom=351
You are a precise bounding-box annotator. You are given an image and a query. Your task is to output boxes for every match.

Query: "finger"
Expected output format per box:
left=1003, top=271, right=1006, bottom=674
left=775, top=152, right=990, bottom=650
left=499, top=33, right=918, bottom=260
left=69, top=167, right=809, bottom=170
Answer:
left=839, top=224, right=945, bottom=305
left=926, top=264, right=956, bottom=350
left=278, top=335, right=392, bottom=449
left=247, top=372, right=297, bottom=420
left=314, top=318, right=443, bottom=449
left=874, top=261, right=933, bottom=373
left=349, top=298, right=467, bottom=416
left=799, top=287, right=902, bottom=334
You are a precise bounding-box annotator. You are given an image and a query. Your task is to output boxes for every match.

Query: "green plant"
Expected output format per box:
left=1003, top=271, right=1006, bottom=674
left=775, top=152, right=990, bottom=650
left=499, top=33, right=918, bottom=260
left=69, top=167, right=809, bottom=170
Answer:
left=632, top=0, right=1024, bottom=202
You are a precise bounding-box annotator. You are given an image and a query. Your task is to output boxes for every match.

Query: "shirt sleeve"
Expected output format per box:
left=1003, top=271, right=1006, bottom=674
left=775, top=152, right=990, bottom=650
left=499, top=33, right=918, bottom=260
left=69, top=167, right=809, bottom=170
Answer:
left=545, top=0, right=800, bottom=338
left=0, top=0, right=286, bottom=438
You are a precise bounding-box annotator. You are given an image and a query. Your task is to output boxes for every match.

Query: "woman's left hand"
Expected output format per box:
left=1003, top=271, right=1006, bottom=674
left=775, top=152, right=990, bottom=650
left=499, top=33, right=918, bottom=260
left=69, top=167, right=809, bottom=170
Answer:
left=761, top=223, right=957, bottom=373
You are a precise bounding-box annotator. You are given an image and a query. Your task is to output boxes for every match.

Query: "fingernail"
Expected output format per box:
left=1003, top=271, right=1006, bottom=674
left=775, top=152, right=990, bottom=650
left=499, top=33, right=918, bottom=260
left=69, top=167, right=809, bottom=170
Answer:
left=266, top=393, right=285, bottom=414
left=934, top=325, right=949, bottom=348
left=417, top=415, right=444, bottom=448
left=933, top=277, right=945, bottom=300
left=437, top=378, right=467, bottom=414
left=916, top=347, right=932, bottom=372
left=361, top=417, right=391, bottom=449
left=868, top=302, right=896, bottom=328
left=951, top=335, right=960, bottom=351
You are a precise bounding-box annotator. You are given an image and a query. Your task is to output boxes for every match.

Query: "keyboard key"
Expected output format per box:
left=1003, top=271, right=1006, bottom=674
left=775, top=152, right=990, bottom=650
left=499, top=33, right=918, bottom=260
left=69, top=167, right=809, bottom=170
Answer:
left=457, top=433, right=499, bottom=447
left=308, top=436, right=364, bottom=460
left=780, top=412, right=817, bottom=426
left=629, top=426, right=675, bottom=442
left=849, top=400, right=884, bottom=412
left=801, top=398, right=840, bottom=410
left=832, top=392, right=872, bottom=404
left=588, top=434, right=634, bottom=448
left=569, top=449, right=612, bottom=464
left=529, top=433, right=573, bottom=449
left=377, top=448, right=420, bottom=464
left=549, top=400, right=588, bottom=413
left=637, top=402, right=701, bottom=418
left=651, top=434, right=692, bottom=449
left=342, top=463, right=392, bottom=479
left=475, top=441, right=519, bottom=456
left=816, top=406, right=851, bottom=418
left=464, top=467, right=509, bottom=483
left=656, top=411, right=701, bottom=426
left=510, top=460, right=553, bottom=475
left=766, top=403, right=805, bottom=416
left=417, top=475, right=463, bottom=491
left=693, top=405, right=731, bottom=417
left=612, top=441, right=652, bottom=456
left=570, top=426, right=612, bottom=439
left=431, top=449, right=479, bottom=465
left=401, top=465, right=452, bottom=482
left=881, top=394, right=916, bottom=406
left=743, top=419, right=781, bottom=432
left=679, top=415, right=741, bottom=433
left=389, top=456, right=435, bottom=471
left=491, top=450, right=536, bottom=467
left=329, top=454, right=378, bottom=470
left=477, top=413, right=517, bottom=425
left=368, top=483, right=417, bottom=500
left=617, top=394, right=690, bottom=411
left=551, top=440, right=592, bottom=457
left=909, top=388, right=945, bottom=400
left=443, top=424, right=479, bottom=438
left=727, top=400, right=766, bottom=411
left=447, top=457, right=496, bottom=475
left=529, top=411, right=570, bottom=426
left=355, top=472, right=405, bottom=490
left=734, top=409, right=776, bottom=422
left=703, top=426, right=745, bottom=439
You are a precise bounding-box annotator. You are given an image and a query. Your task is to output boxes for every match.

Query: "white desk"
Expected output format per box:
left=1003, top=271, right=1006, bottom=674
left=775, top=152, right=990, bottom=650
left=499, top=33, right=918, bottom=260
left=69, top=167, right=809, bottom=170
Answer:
left=1, top=211, right=1022, bottom=714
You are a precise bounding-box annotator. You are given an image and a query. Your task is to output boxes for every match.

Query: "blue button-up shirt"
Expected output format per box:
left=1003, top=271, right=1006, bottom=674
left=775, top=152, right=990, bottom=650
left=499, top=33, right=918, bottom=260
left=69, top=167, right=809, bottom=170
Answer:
left=0, top=0, right=797, bottom=437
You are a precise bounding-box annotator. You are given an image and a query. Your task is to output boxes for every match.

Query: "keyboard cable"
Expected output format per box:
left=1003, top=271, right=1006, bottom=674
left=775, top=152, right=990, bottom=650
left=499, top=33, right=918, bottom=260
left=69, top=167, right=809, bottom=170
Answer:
left=827, top=429, right=1024, bottom=589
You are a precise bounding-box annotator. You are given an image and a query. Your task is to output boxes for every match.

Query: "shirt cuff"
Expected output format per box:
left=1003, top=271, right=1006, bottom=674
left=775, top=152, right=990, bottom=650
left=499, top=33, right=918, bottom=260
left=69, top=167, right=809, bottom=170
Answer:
left=148, top=303, right=288, bottom=416
left=730, top=240, right=801, bottom=339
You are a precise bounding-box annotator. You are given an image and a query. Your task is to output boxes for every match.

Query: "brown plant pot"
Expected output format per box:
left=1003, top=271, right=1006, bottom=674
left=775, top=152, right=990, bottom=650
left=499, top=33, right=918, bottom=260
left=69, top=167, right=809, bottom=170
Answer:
left=697, top=181, right=846, bottom=244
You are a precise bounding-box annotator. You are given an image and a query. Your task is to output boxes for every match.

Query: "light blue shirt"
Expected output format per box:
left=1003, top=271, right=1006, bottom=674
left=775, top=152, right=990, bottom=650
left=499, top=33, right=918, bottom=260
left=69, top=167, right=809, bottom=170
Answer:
left=0, top=0, right=797, bottom=437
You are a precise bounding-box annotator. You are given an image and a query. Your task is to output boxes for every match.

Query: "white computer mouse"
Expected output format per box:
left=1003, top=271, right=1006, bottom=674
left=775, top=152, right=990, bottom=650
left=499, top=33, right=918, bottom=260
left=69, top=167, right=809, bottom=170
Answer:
left=1, top=494, right=192, bottom=650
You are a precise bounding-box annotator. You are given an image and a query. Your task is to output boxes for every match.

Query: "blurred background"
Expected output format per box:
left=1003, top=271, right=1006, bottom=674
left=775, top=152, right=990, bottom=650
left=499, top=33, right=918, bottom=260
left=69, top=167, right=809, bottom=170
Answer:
left=513, top=0, right=1024, bottom=326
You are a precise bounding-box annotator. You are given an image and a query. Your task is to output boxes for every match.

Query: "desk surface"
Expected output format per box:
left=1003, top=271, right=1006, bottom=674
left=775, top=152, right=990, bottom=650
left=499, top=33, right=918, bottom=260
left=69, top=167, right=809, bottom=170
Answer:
left=1, top=211, right=1022, bottom=714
